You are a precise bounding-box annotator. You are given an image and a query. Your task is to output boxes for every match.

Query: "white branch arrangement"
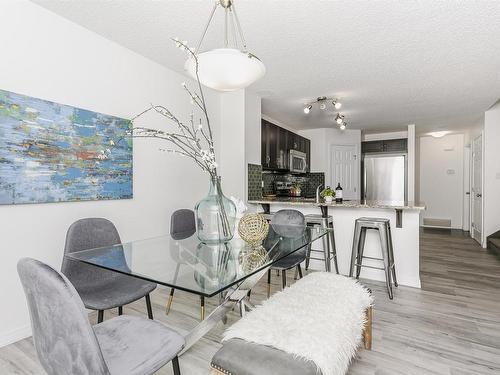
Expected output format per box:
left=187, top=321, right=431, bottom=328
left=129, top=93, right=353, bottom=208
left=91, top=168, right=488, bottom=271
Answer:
left=127, top=38, right=219, bottom=179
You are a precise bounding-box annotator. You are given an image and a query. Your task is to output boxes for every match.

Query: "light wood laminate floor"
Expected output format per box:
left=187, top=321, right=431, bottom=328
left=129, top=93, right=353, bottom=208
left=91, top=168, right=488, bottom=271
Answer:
left=1, top=229, right=499, bottom=374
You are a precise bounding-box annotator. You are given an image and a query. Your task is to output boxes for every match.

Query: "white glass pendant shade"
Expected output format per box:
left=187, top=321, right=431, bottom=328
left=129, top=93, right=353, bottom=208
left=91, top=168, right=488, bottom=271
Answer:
left=185, top=48, right=266, bottom=92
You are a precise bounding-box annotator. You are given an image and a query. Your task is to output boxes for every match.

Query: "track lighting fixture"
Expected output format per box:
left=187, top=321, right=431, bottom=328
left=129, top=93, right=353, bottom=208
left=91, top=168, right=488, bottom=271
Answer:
left=339, top=122, right=346, bottom=130
left=335, top=113, right=344, bottom=125
left=302, top=96, right=342, bottom=115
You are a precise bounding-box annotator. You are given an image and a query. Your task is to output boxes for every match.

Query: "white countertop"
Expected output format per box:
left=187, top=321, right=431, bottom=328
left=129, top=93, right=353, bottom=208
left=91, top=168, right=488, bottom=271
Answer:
left=248, top=197, right=426, bottom=210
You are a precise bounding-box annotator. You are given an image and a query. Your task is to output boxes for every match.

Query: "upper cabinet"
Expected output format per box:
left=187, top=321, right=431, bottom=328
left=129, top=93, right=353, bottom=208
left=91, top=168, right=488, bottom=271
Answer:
left=261, top=119, right=310, bottom=172
left=361, top=138, right=408, bottom=154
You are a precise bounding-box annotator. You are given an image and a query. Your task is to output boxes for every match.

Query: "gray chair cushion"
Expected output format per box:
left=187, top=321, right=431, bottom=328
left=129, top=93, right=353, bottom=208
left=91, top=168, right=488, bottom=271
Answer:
left=94, top=315, right=185, bottom=375
left=270, top=210, right=307, bottom=270
left=62, top=218, right=157, bottom=310
left=18, top=258, right=111, bottom=375
left=170, top=209, right=196, bottom=240
left=211, top=338, right=321, bottom=375
left=18, top=258, right=184, bottom=375
left=77, top=276, right=157, bottom=310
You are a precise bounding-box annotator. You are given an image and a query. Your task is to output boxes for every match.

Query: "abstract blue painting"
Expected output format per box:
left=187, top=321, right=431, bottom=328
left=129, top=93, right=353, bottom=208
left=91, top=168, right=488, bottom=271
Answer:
left=0, top=89, right=133, bottom=204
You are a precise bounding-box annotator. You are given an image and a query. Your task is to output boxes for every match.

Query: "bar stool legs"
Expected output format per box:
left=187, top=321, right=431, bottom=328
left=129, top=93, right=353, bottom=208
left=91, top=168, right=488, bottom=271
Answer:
left=350, top=218, right=398, bottom=299
left=304, top=215, right=338, bottom=274
left=386, top=223, right=398, bottom=287
left=378, top=225, right=393, bottom=299
left=328, top=221, right=339, bottom=274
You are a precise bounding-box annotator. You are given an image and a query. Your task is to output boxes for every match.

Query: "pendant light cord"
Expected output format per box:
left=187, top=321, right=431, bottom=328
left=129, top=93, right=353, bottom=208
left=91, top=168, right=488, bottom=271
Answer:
left=195, top=1, right=218, bottom=53
left=194, top=0, right=248, bottom=54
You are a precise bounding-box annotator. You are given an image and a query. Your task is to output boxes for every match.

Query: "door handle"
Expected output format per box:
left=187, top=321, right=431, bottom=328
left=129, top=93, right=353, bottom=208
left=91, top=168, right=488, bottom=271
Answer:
left=465, top=192, right=470, bottom=195
left=476, top=193, right=482, bottom=198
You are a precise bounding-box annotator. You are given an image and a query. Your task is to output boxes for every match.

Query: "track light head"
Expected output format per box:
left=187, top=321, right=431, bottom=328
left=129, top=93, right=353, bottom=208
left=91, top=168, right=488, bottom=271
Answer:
left=340, top=122, right=346, bottom=130
left=335, top=113, right=343, bottom=125
left=333, top=100, right=342, bottom=110
left=304, top=105, right=312, bottom=114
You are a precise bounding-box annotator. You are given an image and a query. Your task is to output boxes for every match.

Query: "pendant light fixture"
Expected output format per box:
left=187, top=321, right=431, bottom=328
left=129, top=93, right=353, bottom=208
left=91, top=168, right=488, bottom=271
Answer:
left=184, top=0, right=266, bottom=92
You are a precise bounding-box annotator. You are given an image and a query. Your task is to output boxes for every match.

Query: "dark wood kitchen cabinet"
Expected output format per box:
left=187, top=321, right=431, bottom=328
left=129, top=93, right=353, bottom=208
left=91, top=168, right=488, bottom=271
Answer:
left=362, top=138, right=407, bottom=154
left=261, top=119, right=310, bottom=172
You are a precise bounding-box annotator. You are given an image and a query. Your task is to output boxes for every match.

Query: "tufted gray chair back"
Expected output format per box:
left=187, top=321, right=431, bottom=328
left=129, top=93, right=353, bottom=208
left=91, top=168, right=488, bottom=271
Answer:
left=271, top=209, right=306, bottom=239
left=17, top=258, right=110, bottom=375
left=170, top=209, right=196, bottom=240
left=271, top=209, right=306, bottom=226
left=62, top=218, right=123, bottom=287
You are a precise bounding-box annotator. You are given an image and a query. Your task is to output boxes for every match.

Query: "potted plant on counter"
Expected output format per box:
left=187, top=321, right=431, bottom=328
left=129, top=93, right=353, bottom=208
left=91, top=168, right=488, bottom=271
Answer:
left=321, top=186, right=336, bottom=203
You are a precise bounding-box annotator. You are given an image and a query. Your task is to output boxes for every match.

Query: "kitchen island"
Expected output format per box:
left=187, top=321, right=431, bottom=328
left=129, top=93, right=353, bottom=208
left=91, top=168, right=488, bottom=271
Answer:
left=248, top=198, right=425, bottom=288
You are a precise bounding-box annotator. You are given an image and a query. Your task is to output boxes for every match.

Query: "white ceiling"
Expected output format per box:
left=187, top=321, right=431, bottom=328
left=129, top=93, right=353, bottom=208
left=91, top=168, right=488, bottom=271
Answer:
left=33, top=0, right=500, bottom=133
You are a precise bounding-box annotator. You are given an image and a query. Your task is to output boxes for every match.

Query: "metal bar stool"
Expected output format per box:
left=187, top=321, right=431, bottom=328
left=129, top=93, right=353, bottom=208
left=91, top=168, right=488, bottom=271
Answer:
left=304, top=214, right=339, bottom=274
left=349, top=217, right=398, bottom=299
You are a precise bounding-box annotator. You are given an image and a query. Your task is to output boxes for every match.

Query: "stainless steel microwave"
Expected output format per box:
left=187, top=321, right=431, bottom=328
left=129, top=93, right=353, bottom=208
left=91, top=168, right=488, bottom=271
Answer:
left=289, top=150, right=307, bottom=173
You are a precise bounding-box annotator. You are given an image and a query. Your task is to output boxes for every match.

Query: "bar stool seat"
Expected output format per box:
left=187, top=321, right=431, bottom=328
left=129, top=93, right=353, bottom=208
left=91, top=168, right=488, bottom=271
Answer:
left=304, top=214, right=339, bottom=274
left=349, top=217, right=398, bottom=299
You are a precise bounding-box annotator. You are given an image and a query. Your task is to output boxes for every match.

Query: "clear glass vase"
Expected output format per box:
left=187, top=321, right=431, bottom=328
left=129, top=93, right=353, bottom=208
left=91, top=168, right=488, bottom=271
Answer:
left=195, top=176, right=236, bottom=244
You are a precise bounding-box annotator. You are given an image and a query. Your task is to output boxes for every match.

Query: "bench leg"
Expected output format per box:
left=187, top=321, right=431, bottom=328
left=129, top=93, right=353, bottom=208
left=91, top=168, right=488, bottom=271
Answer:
left=363, top=306, right=373, bottom=350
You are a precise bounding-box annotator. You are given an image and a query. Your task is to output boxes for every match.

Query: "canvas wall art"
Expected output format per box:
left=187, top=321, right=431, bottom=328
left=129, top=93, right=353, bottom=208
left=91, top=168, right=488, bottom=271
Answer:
left=0, top=89, right=133, bottom=204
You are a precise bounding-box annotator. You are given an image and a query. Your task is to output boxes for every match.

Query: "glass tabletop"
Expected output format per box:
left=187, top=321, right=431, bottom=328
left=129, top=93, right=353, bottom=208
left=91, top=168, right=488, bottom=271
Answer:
left=66, top=224, right=329, bottom=297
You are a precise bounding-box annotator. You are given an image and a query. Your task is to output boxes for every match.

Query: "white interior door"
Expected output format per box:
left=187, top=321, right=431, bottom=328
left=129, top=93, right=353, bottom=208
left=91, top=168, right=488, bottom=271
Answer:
left=472, top=135, right=483, bottom=243
left=463, top=146, right=471, bottom=231
left=330, top=144, right=358, bottom=200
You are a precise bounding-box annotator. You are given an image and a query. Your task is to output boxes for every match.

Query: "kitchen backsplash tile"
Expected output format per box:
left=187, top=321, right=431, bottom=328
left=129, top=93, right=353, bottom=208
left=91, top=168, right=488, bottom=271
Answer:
left=306, top=172, right=325, bottom=197
left=247, top=164, right=262, bottom=200
left=260, top=169, right=325, bottom=198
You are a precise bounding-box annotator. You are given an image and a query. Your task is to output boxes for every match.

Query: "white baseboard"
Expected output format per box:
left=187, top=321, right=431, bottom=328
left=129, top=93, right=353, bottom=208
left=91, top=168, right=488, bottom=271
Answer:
left=0, top=325, right=32, bottom=348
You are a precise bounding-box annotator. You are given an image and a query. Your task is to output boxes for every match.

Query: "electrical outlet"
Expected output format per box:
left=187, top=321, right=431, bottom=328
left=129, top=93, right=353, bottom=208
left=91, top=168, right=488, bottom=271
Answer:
left=446, top=169, right=455, bottom=175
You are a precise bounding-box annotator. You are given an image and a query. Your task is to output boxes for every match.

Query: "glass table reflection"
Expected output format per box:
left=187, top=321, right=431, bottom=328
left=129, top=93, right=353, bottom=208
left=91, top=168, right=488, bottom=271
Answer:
left=67, top=224, right=328, bottom=297
left=67, top=224, right=329, bottom=353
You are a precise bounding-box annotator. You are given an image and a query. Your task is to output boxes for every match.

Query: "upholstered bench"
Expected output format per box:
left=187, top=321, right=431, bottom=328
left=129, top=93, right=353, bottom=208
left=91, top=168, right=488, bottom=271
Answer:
left=211, top=272, right=373, bottom=375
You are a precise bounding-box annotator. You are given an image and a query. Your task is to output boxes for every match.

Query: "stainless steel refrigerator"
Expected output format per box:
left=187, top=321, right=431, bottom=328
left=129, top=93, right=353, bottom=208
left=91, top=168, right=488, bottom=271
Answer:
left=362, top=154, right=407, bottom=201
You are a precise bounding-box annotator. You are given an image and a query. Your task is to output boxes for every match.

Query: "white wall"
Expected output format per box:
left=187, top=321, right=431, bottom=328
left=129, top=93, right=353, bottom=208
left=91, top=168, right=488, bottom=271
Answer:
left=244, top=91, right=262, bottom=167
left=219, top=90, right=246, bottom=201
left=0, top=1, right=223, bottom=346
left=407, top=124, right=416, bottom=202
left=362, top=130, right=408, bottom=141
left=483, top=101, right=500, bottom=238
left=419, top=134, right=465, bottom=228
left=299, top=128, right=361, bottom=198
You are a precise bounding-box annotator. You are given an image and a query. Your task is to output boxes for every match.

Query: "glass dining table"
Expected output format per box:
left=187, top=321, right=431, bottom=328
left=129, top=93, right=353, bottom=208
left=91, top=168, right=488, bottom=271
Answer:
left=67, top=223, right=329, bottom=353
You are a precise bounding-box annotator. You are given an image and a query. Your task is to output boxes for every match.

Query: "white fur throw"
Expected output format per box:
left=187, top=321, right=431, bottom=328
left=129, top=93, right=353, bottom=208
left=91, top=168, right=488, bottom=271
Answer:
left=223, top=272, right=373, bottom=375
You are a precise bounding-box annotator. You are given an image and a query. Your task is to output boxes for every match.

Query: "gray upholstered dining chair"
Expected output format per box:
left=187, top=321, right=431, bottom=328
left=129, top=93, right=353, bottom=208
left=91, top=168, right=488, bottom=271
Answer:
left=17, top=258, right=184, bottom=375
left=165, top=209, right=207, bottom=320
left=267, top=209, right=307, bottom=297
left=62, top=218, right=157, bottom=323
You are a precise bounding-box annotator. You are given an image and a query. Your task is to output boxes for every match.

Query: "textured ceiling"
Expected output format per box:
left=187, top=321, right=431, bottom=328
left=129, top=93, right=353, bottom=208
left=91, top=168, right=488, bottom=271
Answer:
left=33, top=0, right=500, bottom=133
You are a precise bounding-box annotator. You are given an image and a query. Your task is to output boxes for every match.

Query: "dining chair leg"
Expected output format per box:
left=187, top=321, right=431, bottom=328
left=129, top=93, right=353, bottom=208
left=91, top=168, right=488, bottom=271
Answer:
left=297, top=264, right=303, bottom=279
left=172, top=356, right=181, bottom=375
left=166, top=288, right=175, bottom=314
left=247, top=290, right=252, bottom=301
left=200, top=296, right=205, bottom=320
left=267, top=269, right=272, bottom=298
left=281, top=269, right=287, bottom=290
left=145, top=294, right=154, bottom=320
left=118, top=306, right=123, bottom=316
left=305, top=243, right=312, bottom=270
left=97, top=310, right=104, bottom=324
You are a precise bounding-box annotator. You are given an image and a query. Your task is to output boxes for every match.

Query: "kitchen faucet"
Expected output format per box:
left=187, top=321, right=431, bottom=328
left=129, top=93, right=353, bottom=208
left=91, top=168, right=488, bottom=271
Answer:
left=316, top=184, right=323, bottom=203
